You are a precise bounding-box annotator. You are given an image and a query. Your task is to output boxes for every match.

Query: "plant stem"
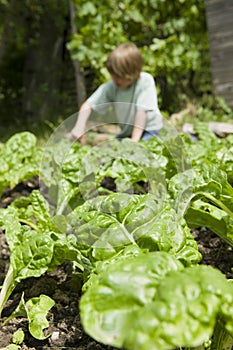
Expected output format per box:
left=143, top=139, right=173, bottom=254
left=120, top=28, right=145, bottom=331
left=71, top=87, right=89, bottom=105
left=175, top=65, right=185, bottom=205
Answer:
left=211, top=320, right=233, bottom=350
left=17, top=218, right=39, bottom=231
left=187, top=192, right=233, bottom=247
left=182, top=346, right=206, bottom=350
left=203, top=193, right=233, bottom=220
left=0, top=265, right=15, bottom=318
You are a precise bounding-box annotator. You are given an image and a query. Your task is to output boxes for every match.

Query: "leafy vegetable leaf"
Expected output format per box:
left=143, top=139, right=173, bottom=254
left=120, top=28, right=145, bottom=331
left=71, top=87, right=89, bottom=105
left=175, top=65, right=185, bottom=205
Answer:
left=3, top=293, right=55, bottom=340
left=0, top=132, right=41, bottom=195
left=80, top=251, right=184, bottom=348
left=169, top=163, right=233, bottom=245
left=0, top=190, right=85, bottom=316
left=69, top=193, right=201, bottom=265
left=26, top=294, right=55, bottom=339
left=81, top=261, right=233, bottom=350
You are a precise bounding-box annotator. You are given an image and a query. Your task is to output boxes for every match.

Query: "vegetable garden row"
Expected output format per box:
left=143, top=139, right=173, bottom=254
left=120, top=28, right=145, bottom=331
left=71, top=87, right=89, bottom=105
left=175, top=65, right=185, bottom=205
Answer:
left=0, top=121, right=233, bottom=350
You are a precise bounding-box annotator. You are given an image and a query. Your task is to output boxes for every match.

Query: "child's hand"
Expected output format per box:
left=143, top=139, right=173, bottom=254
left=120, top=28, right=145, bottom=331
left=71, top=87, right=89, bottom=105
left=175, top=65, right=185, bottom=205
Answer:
left=65, top=132, right=86, bottom=144
left=78, top=134, right=86, bottom=145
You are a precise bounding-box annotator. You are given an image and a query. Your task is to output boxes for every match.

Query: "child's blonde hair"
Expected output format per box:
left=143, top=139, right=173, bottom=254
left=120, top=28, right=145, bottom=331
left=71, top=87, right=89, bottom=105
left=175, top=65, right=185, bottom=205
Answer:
left=106, top=43, right=143, bottom=82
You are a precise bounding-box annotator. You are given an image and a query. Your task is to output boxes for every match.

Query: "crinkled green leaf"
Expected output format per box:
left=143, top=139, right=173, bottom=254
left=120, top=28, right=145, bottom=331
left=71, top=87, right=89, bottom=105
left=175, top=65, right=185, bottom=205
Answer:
left=11, top=228, right=54, bottom=282
left=125, top=266, right=233, bottom=350
left=169, top=163, right=233, bottom=215
left=10, top=190, right=56, bottom=231
left=83, top=245, right=146, bottom=291
left=185, top=199, right=233, bottom=246
left=3, top=132, right=37, bottom=165
left=169, top=163, right=233, bottom=245
left=0, top=206, right=22, bottom=250
left=180, top=126, right=233, bottom=184
left=80, top=251, right=183, bottom=348
left=40, top=138, right=90, bottom=211
left=0, top=132, right=41, bottom=194
left=95, top=139, right=167, bottom=194
left=4, top=293, right=55, bottom=340
left=69, top=193, right=201, bottom=265
left=26, top=295, right=55, bottom=340
left=81, top=262, right=233, bottom=350
left=12, top=329, right=25, bottom=345
left=0, top=191, right=85, bottom=316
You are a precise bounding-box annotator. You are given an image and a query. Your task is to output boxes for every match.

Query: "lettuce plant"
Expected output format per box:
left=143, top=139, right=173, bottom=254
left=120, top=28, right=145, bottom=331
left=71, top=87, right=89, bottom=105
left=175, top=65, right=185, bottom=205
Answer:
left=1, top=129, right=233, bottom=349
left=40, top=137, right=168, bottom=213
left=80, top=252, right=233, bottom=350
left=169, top=163, right=233, bottom=247
left=68, top=192, right=201, bottom=265
left=3, top=293, right=55, bottom=340
left=0, top=132, right=42, bottom=196
left=40, top=137, right=91, bottom=214
left=0, top=190, right=85, bottom=317
left=185, top=199, right=233, bottom=247
left=186, top=122, right=233, bottom=184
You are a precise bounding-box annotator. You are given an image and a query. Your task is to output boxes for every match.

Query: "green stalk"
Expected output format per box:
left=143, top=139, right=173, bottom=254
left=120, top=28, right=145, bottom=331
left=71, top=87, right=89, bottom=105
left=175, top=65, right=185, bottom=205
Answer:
left=211, top=320, right=233, bottom=350
left=182, top=346, right=205, bottom=350
left=180, top=191, right=233, bottom=221
left=186, top=192, right=233, bottom=247
left=203, top=193, right=233, bottom=220
left=194, top=347, right=206, bottom=350
left=56, top=197, right=69, bottom=216
left=202, top=193, right=233, bottom=247
left=17, top=218, right=39, bottom=231
left=0, top=265, right=15, bottom=318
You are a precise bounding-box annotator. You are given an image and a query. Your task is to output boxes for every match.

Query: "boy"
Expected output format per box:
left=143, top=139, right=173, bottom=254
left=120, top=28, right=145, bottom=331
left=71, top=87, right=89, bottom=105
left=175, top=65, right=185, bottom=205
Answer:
left=70, top=43, right=163, bottom=142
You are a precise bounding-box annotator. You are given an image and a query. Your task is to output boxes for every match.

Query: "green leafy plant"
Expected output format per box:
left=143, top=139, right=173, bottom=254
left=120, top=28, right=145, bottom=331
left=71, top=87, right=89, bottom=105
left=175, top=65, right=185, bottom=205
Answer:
left=80, top=252, right=233, bottom=350
left=169, top=163, right=233, bottom=247
left=1, top=129, right=233, bottom=349
left=0, top=190, right=85, bottom=317
left=184, top=122, right=233, bottom=183
left=41, top=135, right=189, bottom=213
left=0, top=132, right=42, bottom=196
left=68, top=192, right=201, bottom=265
left=3, top=293, right=55, bottom=340
left=12, top=329, right=24, bottom=345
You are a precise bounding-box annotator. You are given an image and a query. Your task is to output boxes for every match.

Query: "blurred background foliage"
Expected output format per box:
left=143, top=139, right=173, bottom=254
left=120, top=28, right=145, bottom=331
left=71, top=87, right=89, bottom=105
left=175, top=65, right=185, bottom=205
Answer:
left=0, top=0, right=232, bottom=141
left=68, top=0, right=210, bottom=109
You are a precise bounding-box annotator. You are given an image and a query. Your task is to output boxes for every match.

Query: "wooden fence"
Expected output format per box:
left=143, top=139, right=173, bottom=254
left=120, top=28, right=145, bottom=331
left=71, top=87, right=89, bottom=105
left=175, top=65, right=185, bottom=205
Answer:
left=205, top=0, right=233, bottom=108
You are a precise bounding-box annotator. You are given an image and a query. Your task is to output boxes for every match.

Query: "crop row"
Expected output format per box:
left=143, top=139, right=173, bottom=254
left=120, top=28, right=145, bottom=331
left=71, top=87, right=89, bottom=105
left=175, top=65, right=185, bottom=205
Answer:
left=0, top=124, right=233, bottom=349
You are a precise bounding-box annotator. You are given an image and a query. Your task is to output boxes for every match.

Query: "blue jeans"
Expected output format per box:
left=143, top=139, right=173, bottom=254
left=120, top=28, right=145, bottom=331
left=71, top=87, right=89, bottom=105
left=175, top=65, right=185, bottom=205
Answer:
left=141, top=129, right=160, bottom=141
left=116, top=129, right=160, bottom=141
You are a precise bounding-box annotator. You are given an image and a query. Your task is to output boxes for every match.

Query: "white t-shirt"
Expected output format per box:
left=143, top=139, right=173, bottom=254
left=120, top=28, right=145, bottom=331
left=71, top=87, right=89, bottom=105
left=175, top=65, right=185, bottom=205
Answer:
left=87, top=72, right=163, bottom=138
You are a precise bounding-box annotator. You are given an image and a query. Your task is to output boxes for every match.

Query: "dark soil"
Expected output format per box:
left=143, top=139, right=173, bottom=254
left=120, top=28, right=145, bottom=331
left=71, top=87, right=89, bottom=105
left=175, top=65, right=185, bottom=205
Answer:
left=0, top=177, right=233, bottom=349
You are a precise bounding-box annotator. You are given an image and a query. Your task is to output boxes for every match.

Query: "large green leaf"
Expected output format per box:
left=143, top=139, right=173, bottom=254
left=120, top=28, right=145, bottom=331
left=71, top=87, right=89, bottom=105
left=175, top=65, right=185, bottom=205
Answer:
left=69, top=192, right=201, bottom=265
left=169, top=163, right=233, bottom=245
left=80, top=260, right=233, bottom=350
left=80, top=251, right=183, bottom=348
left=0, top=190, right=84, bottom=317
left=185, top=199, right=233, bottom=246
left=3, top=293, right=55, bottom=340
left=169, top=163, right=233, bottom=216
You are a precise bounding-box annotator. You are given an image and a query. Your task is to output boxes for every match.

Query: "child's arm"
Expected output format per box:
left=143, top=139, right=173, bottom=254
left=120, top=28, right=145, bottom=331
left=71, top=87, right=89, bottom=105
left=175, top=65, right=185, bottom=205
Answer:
left=131, top=110, right=147, bottom=142
left=70, top=101, right=92, bottom=142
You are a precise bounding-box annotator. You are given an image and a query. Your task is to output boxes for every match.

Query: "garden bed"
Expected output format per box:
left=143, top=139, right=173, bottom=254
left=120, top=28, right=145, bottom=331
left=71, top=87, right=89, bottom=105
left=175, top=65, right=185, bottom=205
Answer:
left=0, top=177, right=232, bottom=350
